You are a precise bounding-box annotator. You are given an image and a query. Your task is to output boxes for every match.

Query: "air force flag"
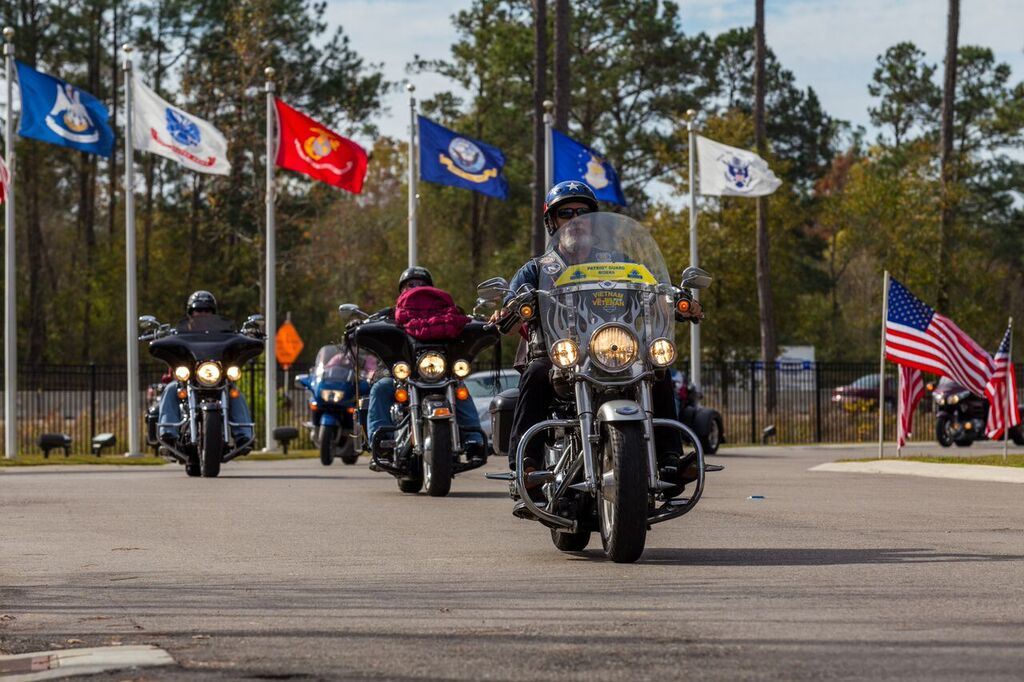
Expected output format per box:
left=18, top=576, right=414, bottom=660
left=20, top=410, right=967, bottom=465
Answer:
left=418, top=116, right=508, bottom=200
left=132, top=74, right=230, bottom=175
left=551, top=129, right=626, bottom=207
left=15, top=61, right=114, bottom=158
left=695, top=135, right=781, bottom=197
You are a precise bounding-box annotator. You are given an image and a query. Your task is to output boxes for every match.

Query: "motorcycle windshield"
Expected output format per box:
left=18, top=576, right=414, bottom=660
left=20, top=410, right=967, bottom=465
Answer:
left=174, top=314, right=237, bottom=334
left=314, top=344, right=355, bottom=384
left=538, top=213, right=674, bottom=371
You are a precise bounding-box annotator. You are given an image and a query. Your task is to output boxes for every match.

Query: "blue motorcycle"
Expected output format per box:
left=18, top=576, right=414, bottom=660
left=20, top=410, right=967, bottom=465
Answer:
left=295, top=345, right=369, bottom=465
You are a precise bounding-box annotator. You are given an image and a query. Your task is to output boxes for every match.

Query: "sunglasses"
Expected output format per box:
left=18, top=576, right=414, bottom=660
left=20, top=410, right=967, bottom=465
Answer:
left=556, top=207, right=592, bottom=219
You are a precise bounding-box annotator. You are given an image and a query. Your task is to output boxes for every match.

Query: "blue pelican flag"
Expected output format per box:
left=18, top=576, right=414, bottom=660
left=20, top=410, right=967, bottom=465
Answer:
left=16, top=61, right=114, bottom=158
left=418, top=115, right=508, bottom=199
left=551, top=129, right=626, bottom=206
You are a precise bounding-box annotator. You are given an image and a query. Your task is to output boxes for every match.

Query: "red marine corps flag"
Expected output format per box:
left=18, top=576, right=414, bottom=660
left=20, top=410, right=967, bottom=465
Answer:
left=274, top=98, right=368, bottom=193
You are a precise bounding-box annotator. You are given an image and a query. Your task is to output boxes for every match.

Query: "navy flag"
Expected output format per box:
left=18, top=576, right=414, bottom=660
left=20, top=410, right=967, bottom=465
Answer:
left=418, top=115, right=508, bottom=200
left=16, top=61, right=114, bottom=157
left=551, top=129, right=626, bottom=206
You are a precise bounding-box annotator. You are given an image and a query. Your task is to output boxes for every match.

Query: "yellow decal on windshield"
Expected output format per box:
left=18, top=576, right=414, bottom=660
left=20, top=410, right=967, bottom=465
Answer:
left=554, top=262, right=657, bottom=286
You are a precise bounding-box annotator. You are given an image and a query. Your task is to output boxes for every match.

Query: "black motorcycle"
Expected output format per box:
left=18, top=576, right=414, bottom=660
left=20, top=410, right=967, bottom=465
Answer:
left=676, top=377, right=725, bottom=455
left=339, top=304, right=498, bottom=497
left=139, top=313, right=265, bottom=477
left=144, top=380, right=168, bottom=455
left=929, top=377, right=1024, bottom=447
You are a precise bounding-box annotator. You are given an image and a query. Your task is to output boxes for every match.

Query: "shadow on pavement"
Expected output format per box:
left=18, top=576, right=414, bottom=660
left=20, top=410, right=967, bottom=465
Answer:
left=570, top=547, right=1024, bottom=566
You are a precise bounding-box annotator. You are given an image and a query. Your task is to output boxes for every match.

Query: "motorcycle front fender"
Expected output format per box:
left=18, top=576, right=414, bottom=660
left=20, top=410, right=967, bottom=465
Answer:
left=320, top=411, right=341, bottom=427
left=595, top=400, right=646, bottom=423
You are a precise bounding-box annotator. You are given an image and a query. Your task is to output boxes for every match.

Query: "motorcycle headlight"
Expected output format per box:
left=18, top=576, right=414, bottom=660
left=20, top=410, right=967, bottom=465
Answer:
left=550, top=339, right=579, bottom=369
left=453, top=359, right=471, bottom=378
left=589, top=324, right=638, bottom=372
left=949, top=394, right=960, bottom=405
left=196, top=361, right=222, bottom=386
left=393, top=362, right=411, bottom=380
left=226, top=365, right=241, bottom=382
left=649, top=338, right=676, bottom=367
left=417, top=352, right=446, bottom=381
left=174, top=365, right=190, bottom=382
left=320, top=388, right=345, bottom=402
left=935, top=395, right=945, bottom=406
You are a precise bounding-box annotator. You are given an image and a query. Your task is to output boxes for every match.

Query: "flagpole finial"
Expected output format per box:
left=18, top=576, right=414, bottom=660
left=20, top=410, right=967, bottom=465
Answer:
left=122, top=43, right=133, bottom=54
left=686, top=108, right=697, bottom=119
left=264, top=66, right=275, bottom=80
left=543, top=99, right=554, bottom=112
left=406, top=83, right=415, bottom=93
left=2, top=27, right=13, bottom=42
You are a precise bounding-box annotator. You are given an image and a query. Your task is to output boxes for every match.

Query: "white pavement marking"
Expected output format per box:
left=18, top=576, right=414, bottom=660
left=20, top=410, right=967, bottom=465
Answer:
left=0, top=645, right=174, bottom=681
left=810, top=459, right=1024, bottom=484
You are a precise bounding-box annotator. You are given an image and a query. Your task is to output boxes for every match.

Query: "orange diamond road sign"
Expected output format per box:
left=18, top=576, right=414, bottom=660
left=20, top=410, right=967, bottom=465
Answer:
left=275, top=320, right=304, bottom=369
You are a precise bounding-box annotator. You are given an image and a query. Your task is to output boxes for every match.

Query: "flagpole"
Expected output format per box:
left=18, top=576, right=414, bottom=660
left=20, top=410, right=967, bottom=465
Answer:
left=686, top=109, right=700, bottom=390
left=407, top=83, right=417, bottom=268
left=1005, top=316, right=1013, bottom=461
left=264, top=67, right=277, bottom=451
left=3, top=27, right=15, bottom=460
left=543, top=100, right=553, bottom=191
left=122, top=45, right=141, bottom=457
left=878, top=270, right=890, bottom=459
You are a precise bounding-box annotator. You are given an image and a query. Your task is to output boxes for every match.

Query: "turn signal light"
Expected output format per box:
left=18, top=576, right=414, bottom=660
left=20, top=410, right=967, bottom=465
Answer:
left=395, top=388, right=409, bottom=403
left=964, top=421, right=973, bottom=430
left=432, top=407, right=452, bottom=417
left=456, top=386, right=470, bottom=401
left=310, top=401, right=318, bottom=411
left=677, top=299, right=691, bottom=314
left=347, top=407, right=356, bottom=414
left=229, top=388, right=240, bottom=399
left=176, top=389, right=187, bottom=400
left=519, top=304, right=535, bottom=319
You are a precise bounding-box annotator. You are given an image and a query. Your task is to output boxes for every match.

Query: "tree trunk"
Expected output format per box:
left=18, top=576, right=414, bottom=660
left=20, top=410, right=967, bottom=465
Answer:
left=937, top=0, right=959, bottom=314
left=553, top=0, right=570, bottom=132
left=753, top=0, right=778, bottom=413
left=531, top=0, right=548, bottom=256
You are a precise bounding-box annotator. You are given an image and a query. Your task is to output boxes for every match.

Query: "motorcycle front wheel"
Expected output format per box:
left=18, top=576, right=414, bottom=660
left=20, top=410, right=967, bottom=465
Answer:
left=199, top=414, right=223, bottom=478
left=936, top=415, right=954, bottom=447
left=423, top=420, right=453, bottom=497
left=598, top=421, right=648, bottom=563
left=338, top=434, right=359, bottom=465
left=320, top=424, right=337, bottom=466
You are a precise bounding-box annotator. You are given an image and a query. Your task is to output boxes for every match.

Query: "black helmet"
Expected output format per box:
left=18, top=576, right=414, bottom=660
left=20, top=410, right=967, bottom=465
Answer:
left=398, top=266, right=433, bottom=293
left=543, top=181, right=599, bottom=235
left=186, top=290, right=217, bottom=316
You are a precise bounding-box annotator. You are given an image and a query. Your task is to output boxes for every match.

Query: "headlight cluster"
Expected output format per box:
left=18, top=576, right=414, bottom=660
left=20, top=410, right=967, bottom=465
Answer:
left=226, top=365, right=242, bottom=382
left=417, top=352, right=446, bottom=381
left=948, top=394, right=960, bottom=405
left=453, top=359, right=471, bottom=377
left=589, top=325, right=638, bottom=372
left=649, top=338, right=676, bottom=367
left=174, top=365, right=190, bottom=382
left=393, top=362, right=411, bottom=380
left=320, top=388, right=346, bottom=402
left=196, top=361, right=222, bottom=386
left=550, top=339, right=579, bottom=368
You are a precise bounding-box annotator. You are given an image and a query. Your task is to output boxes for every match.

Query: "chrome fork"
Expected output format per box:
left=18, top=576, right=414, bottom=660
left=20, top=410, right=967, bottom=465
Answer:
left=574, top=380, right=598, bottom=493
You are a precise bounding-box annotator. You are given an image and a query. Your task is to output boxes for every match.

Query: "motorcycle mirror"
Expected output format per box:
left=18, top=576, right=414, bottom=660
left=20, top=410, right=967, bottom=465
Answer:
left=337, top=304, right=369, bottom=322
left=138, top=315, right=159, bottom=331
left=476, top=277, right=510, bottom=302
left=293, top=374, right=308, bottom=389
left=680, top=266, right=712, bottom=290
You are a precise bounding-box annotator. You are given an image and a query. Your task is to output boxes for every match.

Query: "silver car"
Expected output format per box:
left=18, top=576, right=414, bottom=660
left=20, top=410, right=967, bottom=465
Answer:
left=463, top=369, right=520, bottom=437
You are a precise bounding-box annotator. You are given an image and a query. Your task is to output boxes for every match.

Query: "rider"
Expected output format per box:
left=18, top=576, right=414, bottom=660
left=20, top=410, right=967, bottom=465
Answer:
left=366, top=267, right=486, bottom=461
left=498, top=181, right=701, bottom=487
left=158, top=291, right=254, bottom=449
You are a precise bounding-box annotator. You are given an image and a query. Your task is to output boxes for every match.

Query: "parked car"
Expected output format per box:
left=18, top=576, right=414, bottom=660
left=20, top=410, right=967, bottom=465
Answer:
left=831, top=373, right=897, bottom=410
left=463, top=369, right=520, bottom=438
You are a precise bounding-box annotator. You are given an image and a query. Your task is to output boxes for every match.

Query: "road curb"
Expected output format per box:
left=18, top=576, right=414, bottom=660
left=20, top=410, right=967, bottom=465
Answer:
left=810, top=459, right=1024, bottom=484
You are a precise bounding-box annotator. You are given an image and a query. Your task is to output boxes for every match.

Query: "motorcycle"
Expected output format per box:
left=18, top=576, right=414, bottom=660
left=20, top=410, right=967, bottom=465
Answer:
left=144, top=379, right=169, bottom=455
left=295, top=344, right=369, bottom=466
left=929, top=377, right=1024, bottom=447
left=338, top=305, right=498, bottom=497
left=479, top=212, right=719, bottom=563
left=138, top=313, right=265, bottom=477
left=675, top=374, right=725, bottom=455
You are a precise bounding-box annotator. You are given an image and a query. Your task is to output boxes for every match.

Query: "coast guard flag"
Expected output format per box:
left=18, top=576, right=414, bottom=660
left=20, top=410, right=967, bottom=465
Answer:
left=132, top=74, right=230, bottom=175
left=984, top=324, right=1020, bottom=440
left=418, top=116, right=508, bottom=199
left=696, top=135, right=781, bottom=197
left=551, top=128, right=626, bottom=206
left=15, top=61, right=113, bottom=158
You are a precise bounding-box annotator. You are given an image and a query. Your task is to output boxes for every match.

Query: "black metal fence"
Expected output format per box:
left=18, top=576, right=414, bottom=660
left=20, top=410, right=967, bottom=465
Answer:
left=2, top=361, right=1021, bottom=454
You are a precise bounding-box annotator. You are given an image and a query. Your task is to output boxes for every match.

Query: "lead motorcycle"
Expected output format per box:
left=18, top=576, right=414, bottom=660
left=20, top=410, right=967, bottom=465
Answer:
left=339, top=305, right=498, bottom=496
left=480, top=213, right=718, bottom=563
left=139, top=313, right=265, bottom=477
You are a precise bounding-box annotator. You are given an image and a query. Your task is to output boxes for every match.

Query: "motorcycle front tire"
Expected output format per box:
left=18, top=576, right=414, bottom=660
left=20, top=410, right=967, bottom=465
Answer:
left=424, top=419, right=453, bottom=497
left=338, top=434, right=359, bottom=465
left=320, top=424, right=337, bottom=466
left=598, top=421, right=648, bottom=563
left=936, top=415, right=954, bottom=447
left=199, top=414, right=223, bottom=478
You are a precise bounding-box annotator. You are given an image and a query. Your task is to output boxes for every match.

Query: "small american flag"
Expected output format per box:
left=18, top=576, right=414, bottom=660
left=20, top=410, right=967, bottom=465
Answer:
left=884, top=278, right=993, bottom=396
left=0, top=152, right=8, bottom=204
left=897, top=365, right=924, bottom=448
left=984, top=324, right=1019, bottom=440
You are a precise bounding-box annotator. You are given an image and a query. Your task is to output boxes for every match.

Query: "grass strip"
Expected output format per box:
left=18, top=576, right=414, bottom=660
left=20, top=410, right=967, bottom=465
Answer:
left=841, top=454, right=1024, bottom=468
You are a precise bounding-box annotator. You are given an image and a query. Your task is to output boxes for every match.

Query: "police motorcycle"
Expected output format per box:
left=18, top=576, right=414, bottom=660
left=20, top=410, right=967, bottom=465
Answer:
left=138, top=313, right=265, bottom=477
left=295, top=345, right=369, bottom=465
left=479, top=213, right=715, bottom=563
left=337, top=305, right=499, bottom=497
left=929, top=377, right=1024, bottom=447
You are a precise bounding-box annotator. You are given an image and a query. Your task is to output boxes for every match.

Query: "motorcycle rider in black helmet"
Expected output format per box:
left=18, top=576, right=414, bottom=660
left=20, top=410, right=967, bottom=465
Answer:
left=158, top=291, right=255, bottom=450
left=365, top=268, right=486, bottom=461
left=493, top=181, right=700, bottom=491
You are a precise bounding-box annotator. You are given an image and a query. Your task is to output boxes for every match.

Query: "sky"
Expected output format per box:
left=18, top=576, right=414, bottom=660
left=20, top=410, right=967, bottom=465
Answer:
left=325, top=0, right=1024, bottom=146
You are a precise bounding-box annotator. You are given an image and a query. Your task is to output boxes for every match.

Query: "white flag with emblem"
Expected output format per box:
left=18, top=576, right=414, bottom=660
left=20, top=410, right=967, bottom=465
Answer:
left=696, top=134, right=781, bottom=197
left=131, top=74, right=230, bottom=175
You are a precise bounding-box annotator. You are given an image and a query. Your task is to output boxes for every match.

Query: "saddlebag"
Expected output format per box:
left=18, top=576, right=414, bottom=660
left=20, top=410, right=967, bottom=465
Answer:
left=489, top=388, right=520, bottom=458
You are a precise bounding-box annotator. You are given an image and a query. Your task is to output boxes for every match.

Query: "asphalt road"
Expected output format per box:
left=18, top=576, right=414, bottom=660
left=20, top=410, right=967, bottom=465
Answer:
left=2, top=444, right=1023, bottom=680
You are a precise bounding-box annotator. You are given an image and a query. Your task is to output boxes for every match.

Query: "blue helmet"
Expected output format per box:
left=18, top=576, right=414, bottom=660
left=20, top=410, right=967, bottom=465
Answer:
left=543, top=181, right=598, bottom=235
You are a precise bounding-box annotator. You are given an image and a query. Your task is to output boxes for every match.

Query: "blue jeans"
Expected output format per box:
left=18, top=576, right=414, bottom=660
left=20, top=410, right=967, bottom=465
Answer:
left=158, top=383, right=253, bottom=442
left=368, top=378, right=483, bottom=446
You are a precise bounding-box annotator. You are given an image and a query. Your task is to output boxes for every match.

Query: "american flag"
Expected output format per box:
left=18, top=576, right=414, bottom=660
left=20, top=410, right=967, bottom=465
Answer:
left=884, top=278, right=993, bottom=396
left=0, top=152, right=8, bottom=204
left=984, top=324, right=1020, bottom=440
left=897, top=364, right=924, bottom=447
